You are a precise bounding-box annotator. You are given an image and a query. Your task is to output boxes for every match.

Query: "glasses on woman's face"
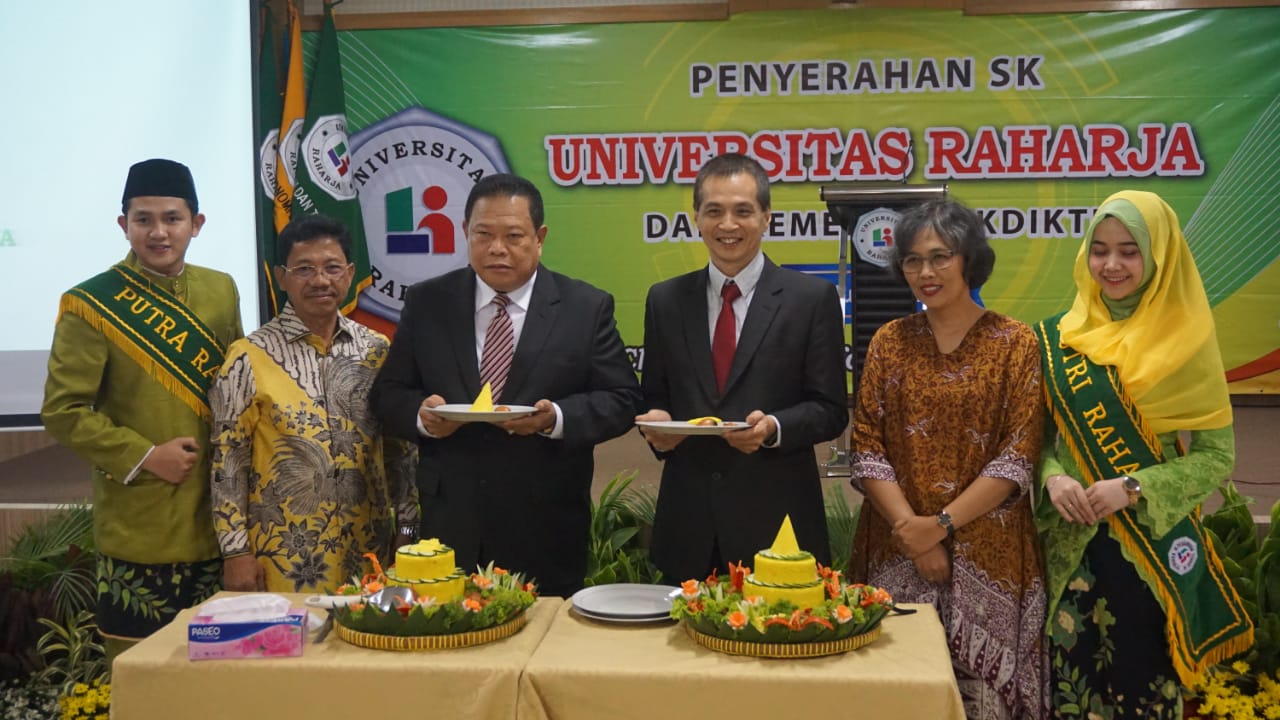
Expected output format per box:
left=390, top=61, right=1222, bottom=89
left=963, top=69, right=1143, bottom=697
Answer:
left=900, top=250, right=956, bottom=275
left=281, top=263, right=350, bottom=281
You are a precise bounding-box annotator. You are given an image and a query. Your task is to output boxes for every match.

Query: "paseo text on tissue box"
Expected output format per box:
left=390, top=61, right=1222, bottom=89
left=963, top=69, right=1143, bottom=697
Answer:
left=187, top=609, right=308, bottom=660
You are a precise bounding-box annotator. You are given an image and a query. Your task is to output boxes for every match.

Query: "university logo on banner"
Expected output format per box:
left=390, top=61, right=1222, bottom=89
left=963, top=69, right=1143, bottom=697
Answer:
left=258, top=129, right=280, bottom=203
left=302, top=114, right=357, bottom=201
left=350, top=106, right=510, bottom=323
left=279, top=119, right=304, bottom=188
left=853, top=208, right=900, bottom=268
left=1168, top=536, right=1199, bottom=576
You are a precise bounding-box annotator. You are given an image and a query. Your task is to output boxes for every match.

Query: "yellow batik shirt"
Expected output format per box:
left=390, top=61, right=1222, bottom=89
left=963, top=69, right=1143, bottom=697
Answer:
left=210, top=303, right=418, bottom=593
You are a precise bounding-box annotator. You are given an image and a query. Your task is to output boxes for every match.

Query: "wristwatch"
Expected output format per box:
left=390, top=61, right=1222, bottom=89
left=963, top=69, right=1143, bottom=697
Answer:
left=398, top=524, right=418, bottom=540
left=936, top=510, right=955, bottom=540
left=1122, top=475, right=1142, bottom=507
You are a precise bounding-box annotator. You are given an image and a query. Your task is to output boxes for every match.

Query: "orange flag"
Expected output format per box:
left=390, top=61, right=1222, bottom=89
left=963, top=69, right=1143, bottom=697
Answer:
left=273, top=0, right=305, bottom=234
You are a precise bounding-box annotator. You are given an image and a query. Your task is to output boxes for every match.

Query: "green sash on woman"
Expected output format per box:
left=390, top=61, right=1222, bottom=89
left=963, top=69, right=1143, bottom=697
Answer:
left=59, top=264, right=226, bottom=420
left=1037, top=313, right=1252, bottom=684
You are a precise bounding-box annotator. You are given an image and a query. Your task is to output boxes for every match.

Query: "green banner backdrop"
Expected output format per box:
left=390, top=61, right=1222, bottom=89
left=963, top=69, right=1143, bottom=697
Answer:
left=308, top=7, right=1280, bottom=393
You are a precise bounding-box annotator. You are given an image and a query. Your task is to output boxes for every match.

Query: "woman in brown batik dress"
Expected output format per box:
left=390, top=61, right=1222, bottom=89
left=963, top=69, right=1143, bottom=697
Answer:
left=848, top=199, right=1048, bottom=720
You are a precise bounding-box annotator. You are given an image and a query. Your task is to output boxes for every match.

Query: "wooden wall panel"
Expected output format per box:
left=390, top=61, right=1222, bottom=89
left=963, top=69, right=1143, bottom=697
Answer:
left=0, top=431, right=55, bottom=464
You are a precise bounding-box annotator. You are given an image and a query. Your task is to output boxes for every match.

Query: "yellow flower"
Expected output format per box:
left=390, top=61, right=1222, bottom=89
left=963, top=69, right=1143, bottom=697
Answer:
left=1232, top=660, right=1251, bottom=674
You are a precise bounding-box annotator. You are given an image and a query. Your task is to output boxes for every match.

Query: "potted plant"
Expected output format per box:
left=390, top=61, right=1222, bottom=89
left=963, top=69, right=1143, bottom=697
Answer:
left=584, top=471, right=663, bottom=586
left=1184, top=482, right=1280, bottom=718
left=0, top=504, right=106, bottom=718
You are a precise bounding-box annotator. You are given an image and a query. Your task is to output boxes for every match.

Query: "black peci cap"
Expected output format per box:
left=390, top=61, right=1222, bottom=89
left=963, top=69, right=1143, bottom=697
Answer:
left=121, top=158, right=198, bottom=213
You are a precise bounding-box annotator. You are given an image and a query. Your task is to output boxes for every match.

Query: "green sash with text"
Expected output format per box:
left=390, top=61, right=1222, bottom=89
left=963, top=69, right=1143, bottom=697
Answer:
left=1037, top=314, right=1252, bottom=683
left=59, top=264, right=226, bottom=420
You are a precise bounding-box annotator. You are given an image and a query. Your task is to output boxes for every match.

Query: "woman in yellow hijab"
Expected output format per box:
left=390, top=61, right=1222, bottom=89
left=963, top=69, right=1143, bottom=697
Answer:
left=1034, top=190, right=1250, bottom=719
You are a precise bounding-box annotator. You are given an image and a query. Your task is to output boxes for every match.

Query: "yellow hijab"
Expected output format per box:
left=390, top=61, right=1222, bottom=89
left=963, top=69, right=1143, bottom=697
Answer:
left=1060, top=190, right=1232, bottom=434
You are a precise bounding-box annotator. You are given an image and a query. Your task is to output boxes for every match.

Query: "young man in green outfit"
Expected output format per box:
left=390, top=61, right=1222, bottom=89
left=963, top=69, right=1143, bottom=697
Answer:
left=41, top=159, right=244, bottom=661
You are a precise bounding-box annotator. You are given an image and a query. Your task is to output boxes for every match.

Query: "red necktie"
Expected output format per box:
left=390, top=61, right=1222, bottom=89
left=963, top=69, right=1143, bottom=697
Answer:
left=712, top=280, right=741, bottom=394
left=479, top=294, right=514, bottom=400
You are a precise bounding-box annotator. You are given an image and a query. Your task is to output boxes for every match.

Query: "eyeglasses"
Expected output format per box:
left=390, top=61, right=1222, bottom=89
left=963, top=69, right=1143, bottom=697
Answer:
left=280, top=263, right=351, bottom=280
left=900, top=251, right=956, bottom=275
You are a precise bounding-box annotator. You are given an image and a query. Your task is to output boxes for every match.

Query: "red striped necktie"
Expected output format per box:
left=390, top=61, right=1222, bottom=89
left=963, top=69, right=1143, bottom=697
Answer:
left=479, top=294, right=514, bottom=400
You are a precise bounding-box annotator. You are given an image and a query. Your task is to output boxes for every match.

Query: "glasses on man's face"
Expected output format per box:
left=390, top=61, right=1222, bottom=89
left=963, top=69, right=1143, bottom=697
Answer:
left=281, top=263, right=350, bottom=281
left=900, top=250, right=956, bottom=275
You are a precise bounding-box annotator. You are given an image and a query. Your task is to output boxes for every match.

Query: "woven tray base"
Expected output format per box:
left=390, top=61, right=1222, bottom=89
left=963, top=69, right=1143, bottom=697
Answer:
left=684, top=622, right=882, bottom=658
left=335, top=612, right=528, bottom=651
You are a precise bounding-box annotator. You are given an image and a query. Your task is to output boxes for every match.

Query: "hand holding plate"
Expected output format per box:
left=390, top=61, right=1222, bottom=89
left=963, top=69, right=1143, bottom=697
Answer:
left=635, top=408, right=686, bottom=451
left=419, top=394, right=464, bottom=438
left=498, top=398, right=556, bottom=435
left=722, top=410, right=773, bottom=454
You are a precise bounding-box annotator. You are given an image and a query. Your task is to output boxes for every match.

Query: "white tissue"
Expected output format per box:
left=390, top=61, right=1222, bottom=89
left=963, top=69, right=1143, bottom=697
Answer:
left=306, top=611, right=326, bottom=631
left=197, top=594, right=292, bottom=622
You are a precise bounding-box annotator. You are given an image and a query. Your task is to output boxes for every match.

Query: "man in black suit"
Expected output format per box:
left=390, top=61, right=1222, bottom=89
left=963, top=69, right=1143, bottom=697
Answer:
left=636, top=153, right=848, bottom=583
left=370, top=173, right=641, bottom=597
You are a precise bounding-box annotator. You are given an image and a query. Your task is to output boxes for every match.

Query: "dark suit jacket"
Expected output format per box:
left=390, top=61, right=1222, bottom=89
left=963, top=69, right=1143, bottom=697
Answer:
left=642, top=256, right=848, bottom=582
left=370, top=266, right=641, bottom=597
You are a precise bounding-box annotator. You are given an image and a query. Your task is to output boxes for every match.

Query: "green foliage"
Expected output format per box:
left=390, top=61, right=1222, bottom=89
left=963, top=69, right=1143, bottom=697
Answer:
left=824, top=483, right=861, bottom=577
left=32, top=610, right=108, bottom=696
left=337, top=596, right=528, bottom=636
left=584, top=471, right=663, bottom=586
left=0, top=505, right=97, bottom=684
left=1, top=505, right=96, bottom=623
left=1203, top=480, right=1280, bottom=677
left=4, top=505, right=94, bottom=566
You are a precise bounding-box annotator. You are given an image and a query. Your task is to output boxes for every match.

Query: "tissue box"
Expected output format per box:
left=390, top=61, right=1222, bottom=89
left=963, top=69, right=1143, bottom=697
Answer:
left=187, top=609, right=308, bottom=660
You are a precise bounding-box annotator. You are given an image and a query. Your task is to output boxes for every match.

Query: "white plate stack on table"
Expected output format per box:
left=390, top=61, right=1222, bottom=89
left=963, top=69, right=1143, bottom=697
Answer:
left=570, top=584, right=680, bottom=624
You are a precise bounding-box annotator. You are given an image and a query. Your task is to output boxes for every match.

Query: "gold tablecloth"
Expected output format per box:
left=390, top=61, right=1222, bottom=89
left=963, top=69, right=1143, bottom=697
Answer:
left=517, top=602, right=964, bottom=720
left=111, top=592, right=562, bottom=720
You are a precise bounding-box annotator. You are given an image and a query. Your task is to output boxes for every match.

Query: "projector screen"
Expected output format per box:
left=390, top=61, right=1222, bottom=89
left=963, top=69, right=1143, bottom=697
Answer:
left=0, top=1, right=258, bottom=427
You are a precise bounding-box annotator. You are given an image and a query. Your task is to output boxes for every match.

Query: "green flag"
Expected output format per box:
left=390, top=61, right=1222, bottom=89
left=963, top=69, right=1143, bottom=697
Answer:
left=291, top=0, right=369, bottom=314
left=255, top=1, right=285, bottom=320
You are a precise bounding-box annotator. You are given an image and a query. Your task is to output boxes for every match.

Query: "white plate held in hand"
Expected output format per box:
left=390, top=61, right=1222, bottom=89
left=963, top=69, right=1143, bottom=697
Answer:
left=635, top=420, right=750, bottom=436
left=428, top=404, right=538, bottom=422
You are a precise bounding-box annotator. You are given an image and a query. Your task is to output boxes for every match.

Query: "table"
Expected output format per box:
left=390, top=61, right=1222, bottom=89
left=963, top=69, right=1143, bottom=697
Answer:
left=517, top=602, right=964, bottom=720
left=111, top=592, right=562, bottom=720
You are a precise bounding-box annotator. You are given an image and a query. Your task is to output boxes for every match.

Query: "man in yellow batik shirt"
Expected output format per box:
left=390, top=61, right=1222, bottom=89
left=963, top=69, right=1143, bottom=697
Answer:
left=210, top=214, right=417, bottom=593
